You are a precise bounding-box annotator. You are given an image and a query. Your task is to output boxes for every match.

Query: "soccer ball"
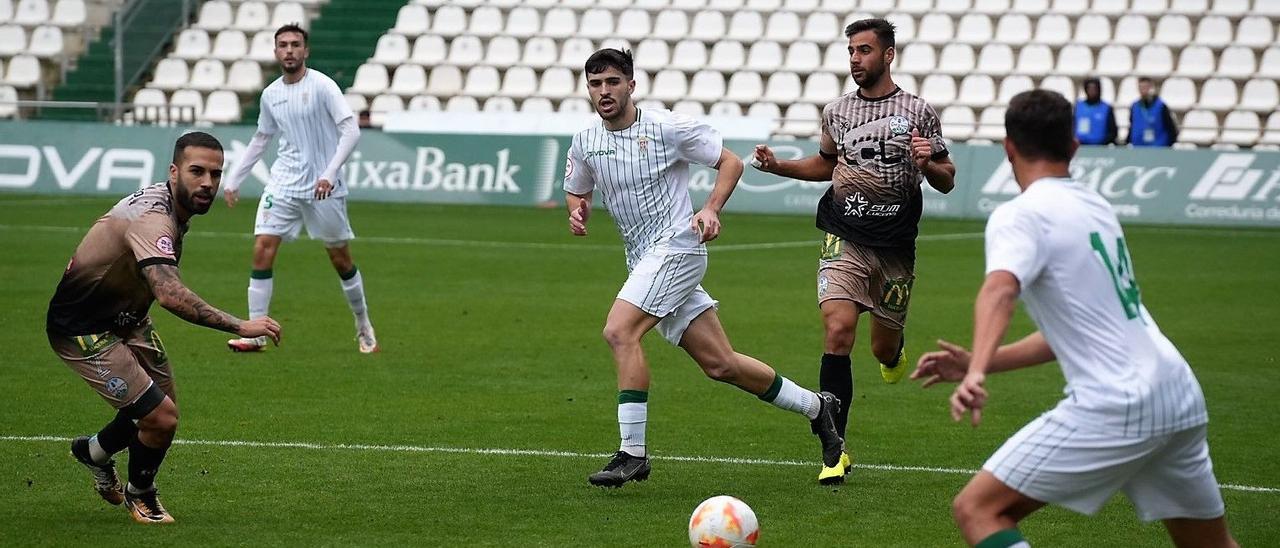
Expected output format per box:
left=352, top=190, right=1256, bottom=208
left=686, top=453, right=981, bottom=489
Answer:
left=687, top=495, right=760, bottom=547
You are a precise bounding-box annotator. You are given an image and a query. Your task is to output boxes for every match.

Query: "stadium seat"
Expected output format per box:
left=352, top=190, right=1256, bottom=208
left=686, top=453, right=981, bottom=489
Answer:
left=1234, top=16, right=1272, bottom=48
left=782, top=103, right=820, bottom=137
left=727, top=11, right=764, bottom=42
left=1254, top=0, right=1280, bottom=16
left=1094, top=45, right=1133, bottom=77
left=577, top=9, right=613, bottom=40
left=248, top=31, right=274, bottom=63
left=234, top=2, right=270, bottom=32
left=131, top=88, right=166, bottom=122
left=935, top=0, right=972, bottom=14
left=652, top=10, right=688, bottom=41
left=1134, top=45, right=1173, bottom=77
left=671, top=40, right=708, bottom=72
left=1040, top=75, right=1074, bottom=101
left=393, top=5, right=429, bottom=35
left=920, top=74, right=956, bottom=107
left=203, top=90, right=240, bottom=124
left=821, top=41, right=846, bottom=73
left=559, top=97, right=591, bottom=113
left=765, top=11, right=801, bottom=43
left=686, top=70, right=726, bottom=102
left=1115, top=76, right=1139, bottom=106
left=1113, top=15, right=1151, bottom=47
left=448, top=35, right=484, bottom=66
left=150, top=58, right=188, bottom=91
left=975, top=106, right=1005, bottom=140
left=940, top=106, right=976, bottom=139
left=1089, top=0, right=1126, bottom=16
left=1033, top=14, right=1070, bottom=46
left=505, top=7, right=538, bottom=38
left=212, top=30, right=248, bottom=62
left=1129, top=0, right=1168, bottom=15
left=432, top=6, right=466, bottom=38
left=802, top=72, right=839, bottom=104
left=466, top=6, right=502, bottom=38
left=1263, top=112, right=1280, bottom=145
left=1239, top=79, right=1279, bottom=113
left=482, top=36, right=518, bottom=67
left=371, top=34, right=410, bottom=66
left=518, top=37, right=555, bottom=69
left=1219, top=111, right=1260, bottom=146
left=168, top=89, right=203, bottom=122
left=1198, top=78, right=1238, bottom=112
left=1259, top=47, right=1280, bottom=79
left=746, top=41, right=783, bottom=71
left=896, top=73, right=918, bottom=95
left=1169, top=0, right=1207, bottom=13
left=705, top=101, right=739, bottom=116
left=764, top=71, right=802, bottom=103
left=173, top=29, right=210, bottom=60
left=784, top=0, right=818, bottom=9
left=616, top=10, right=651, bottom=41
left=803, top=12, right=838, bottom=43
left=726, top=71, right=763, bottom=102
left=631, top=69, right=650, bottom=98
left=1054, top=44, right=1093, bottom=77
left=1048, top=0, right=1086, bottom=13
left=774, top=41, right=817, bottom=75
left=1014, top=44, right=1053, bottom=75
left=672, top=99, right=704, bottom=117
left=1073, top=14, right=1110, bottom=46
left=270, top=3, right=306, bottom=30
left=1209, top=0, right=1248, bottom=16
left=1012, top=0, right=1050, bottom=12
left=390, top=64, right=427, bottom=97
left=710, top=41, right=745, bottom=72
left=536, top=67, right=575, bottom=98
left=344, top=93, right=367, bottom=115
left=50, top=0, right=83, bottom=28
left=558, top=38, right=594, bottom=69
left=650, top=69, right=687, bottom=101
left=937, top=44, right=975, bottom=76
left=994, top=14, right=1032, bottom=45
left=684, top=11, right=724, bottom=42
left=350, top=63, right=389, bottom=96
left=1174, top=46, right=1215, bottom=79
left=26, top=24, right=59, bottom=58
left=955, top=15, right=993, bottom=45
left=188, top=59, right=226, bottom=92
left=746, top=101, right=780, bottom=122
left=407, top=94, right=440, bottom=112
left=464, top=66, right=500, bottom=98
left=973, top=0, right=1012, bottom=14
left=896, top=0, right=931, bottom=14
left=1153, top=15, right=1191, bottom=46
left=1160, top=77, right=1197, bottom=110
left=482, top=96, right=516, bottom=112
left=445, top=95, right=478, bottom=112
left=425, top=65, right=462, bottom=97
left=411, top=35, right=446, bottom=66
left=996, top=74, right=1033, bottom=105
left=369, top=94, right=403, bottom=126
left=975, top=44, right=1014, bottom=75
left=885, top=12, right=915, bottom=43
left=708, top=0, right=742, bottom=8
left=1178, top=110, right=1218, bottom=145
left=1194, top=16, right=1232, bottom=49
left=226, top=60, right=263, bottom=93
left=5, top=54, right=38, bottom=88
left=519, top=96, right=552, bottom=113
left=898, top=44, right=935, bottom=75
left=956, top=75, right=996, bottom=107
left=634, top=39, right=669, bottom=70
left=915, top=13, right=953, bottom=45
left=858, top=0, right=894, bottom=11
left=542, top=8, right=577, bottom=39
left=499, top=66, right=536, bottom=98
left=196, top=1, right=232, bottom=32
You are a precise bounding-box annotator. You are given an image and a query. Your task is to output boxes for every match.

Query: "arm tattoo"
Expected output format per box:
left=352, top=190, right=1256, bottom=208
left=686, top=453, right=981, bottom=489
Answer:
left=142, top=264, right=243, bottom=333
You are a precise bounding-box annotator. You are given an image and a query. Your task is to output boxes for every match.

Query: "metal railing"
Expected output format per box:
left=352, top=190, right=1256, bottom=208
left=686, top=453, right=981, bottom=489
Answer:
left=112, top=0, right=194, bottom=118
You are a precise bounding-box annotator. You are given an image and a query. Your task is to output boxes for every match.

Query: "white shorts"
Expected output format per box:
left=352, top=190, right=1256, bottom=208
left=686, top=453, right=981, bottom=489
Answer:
left=254, top=192, right=355, bottom=247
left=617, top=250, right=718, bottom=346
left=984, top=412, right=1225, bottom=522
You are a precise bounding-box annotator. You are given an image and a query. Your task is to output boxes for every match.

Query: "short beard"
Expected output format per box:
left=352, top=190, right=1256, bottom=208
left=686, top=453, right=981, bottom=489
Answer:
left=281, top=62, right=303, bottom=75
left=174, top=177, right=211, bottom=215
left=853, top=66, right=885, bottom=90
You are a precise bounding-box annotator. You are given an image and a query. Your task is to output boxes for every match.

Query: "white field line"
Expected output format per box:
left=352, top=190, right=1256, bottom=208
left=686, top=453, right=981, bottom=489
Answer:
left=1, top=435, right=1274, bottom=494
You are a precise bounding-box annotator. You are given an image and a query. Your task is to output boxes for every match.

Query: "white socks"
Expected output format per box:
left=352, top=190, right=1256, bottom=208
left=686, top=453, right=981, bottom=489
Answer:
left=768, top=376, right=822, bottom=420
left=87, top=435, right=110, bottom=464
left=248, top=273, right=273, bottom=320
left=340, top=268, right=371, bottom=328
left=618, top=402, right=647, bottom=458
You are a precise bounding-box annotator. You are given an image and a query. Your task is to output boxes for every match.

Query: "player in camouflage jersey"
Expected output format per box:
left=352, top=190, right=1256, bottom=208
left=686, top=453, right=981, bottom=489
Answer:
left=752, top=18, right=956, bottom=484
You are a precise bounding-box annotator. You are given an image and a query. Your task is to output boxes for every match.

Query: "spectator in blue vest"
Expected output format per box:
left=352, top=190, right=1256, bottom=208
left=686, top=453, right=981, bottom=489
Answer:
left=1126, top=77, right=1179, bottom=147
left=1074, top=77, right=1117, bottom=145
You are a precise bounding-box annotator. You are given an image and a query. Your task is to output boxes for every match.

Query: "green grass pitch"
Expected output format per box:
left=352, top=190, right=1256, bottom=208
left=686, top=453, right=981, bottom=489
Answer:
left=1, top=195, right=1276, bottom=546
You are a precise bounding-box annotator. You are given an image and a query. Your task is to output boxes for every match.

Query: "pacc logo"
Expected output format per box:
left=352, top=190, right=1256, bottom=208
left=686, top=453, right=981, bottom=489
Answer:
left=1189, top=153, right=1280, bottom=202
left=981, top=157, right=1175, bottom=199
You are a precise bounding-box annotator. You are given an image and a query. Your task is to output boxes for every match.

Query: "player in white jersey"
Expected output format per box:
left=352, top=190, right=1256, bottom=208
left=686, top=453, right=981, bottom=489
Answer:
left=910, top=90, right=1236, bottom=548
left=564, top=49, right=845, bottom=488
left=222, top=24, right=378, bottom=354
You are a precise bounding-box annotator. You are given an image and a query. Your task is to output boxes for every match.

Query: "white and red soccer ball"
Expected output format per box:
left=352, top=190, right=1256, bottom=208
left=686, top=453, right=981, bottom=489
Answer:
left=688, top=495, right=760, bottom=547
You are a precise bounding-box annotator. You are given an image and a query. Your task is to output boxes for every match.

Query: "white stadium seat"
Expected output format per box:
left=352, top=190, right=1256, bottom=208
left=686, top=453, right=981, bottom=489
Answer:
left=557, top=38, right=594, bottom=69
left=371, top=34, right=409, bottom=66
left=996, top=74, right=1033, bottom=105
left=803, top=12, right=838, bottom=42
left=1239, top=79, right=1279, bottom=113
left=710, top=41, right=745, bottom=72
left=1160, top=77, right=1197, bottom=111
left=1153, top=15, right=1191, bottom=47
left=634, top=39, right=668, bottom=70
left=483, top=96, right=516, bottom=112
left=1178, top=110, right=1218, bottom=145
left=188, top=59, right=226, bottom=91
left=885, top=12, right=915, bottom=43
left=687, top=70, right=726, bottom=102
left=1040, top=75, right=1074, bottom=101
left=1235, top=16, right=1273, bottom=48
left=765, top=11, right=801, bottom=43
left=652, top=10, right=688, bottom=41
left=1073, top=14, right=1110, bottom=46
left=50, top=0, right=83, bottom=28
left=173, top=29, right=210, bottom=60
left=671, top=40, right=708, bottom=72
left=26, top=24, right=59, bottom=57
left=1258, top=47, right=1280, bottom=79
left=483, top=36, right=518, bottom=67
left=784, top=41, right=821, bottom=74
left=1129, top=0, right=1168, bottom=15
left=559, top=97, right=591, bottom=114
left=1055, top=44, right=1093, bottom=77
left=542, top=8, right=577, bottom=38
left=956, top=75, right=996, bottom=107
left=393, top=5, right=429, bottom=35
left=203, top=90, right=241, bottom=124
left=248, top=31, right=274, bottom=63
left=150, top=58, right=188, bottom=91
left=937, top=44, right=975, bottom=76
left=225, top=60, right=263, bottom=93
left=369, top=94, right=404, bottom=126
left=689, top=10, right=725, bottom=41
left=650, top=69, right=687, bottom=101
left=726, top=71, right=763, bottom=103
left=1263, top=112, right=1280, bottom=145
left=764, top=71, right=802, bottom=103
left=895, top=73, right=918, bottom=95
left=1113, top=15, right=1151, bottom=47
left=920, top=74, right=956, bottom=107
left=463, top=66, right=500, bottom=98
left=935, top=0, right=972, bottom=14
left=350, top=63, right=389, bottom=96
left=391, top=64, right=429, bottom=96
left=517, top=37, right=554, bottom=69
left=1174, top=46, right=1215, bottom=79
left=1220, top=111, right=1260, bottom=146
left=1014, top=44, right=1053, bottom=75
left=270, top=3, right=306, bottom=30
left=781, top=103, right=820, bottom=137
left=411, top=35, right=446, bottom=65
left=1089, top=0, right=1125, bottom=16
left=425, top=64, right=462, bottom=96
left=897, top=44, right=935, bottom=75
left=505, top=7, right=538, bottom=38
left=727, top=11, right=763, bottom=42
left=1094, top=45, right=1133, bottom=78
left=432, top=6, right=466, bottom=38
left=536, top=67, right=575, bottom=99
left=168, top=89, right=203, bottom=122
left=577, top=9, right=613, bottom=40
left=1115, top=76, right=1139, bottom=107
left=1012, top=0, right=1049, bottom=13
left=940, top=105, right=976, bottom=140
left=1033, top=14, right=1070, bottom=46
left=896, top=0, right=931, bottom=14
left=499, top=66, right=537, bottom=97
left=1209, top=0, right=1247, bottom=16
left=975, top=106, right=1005, bottom=140
left=746, top=41, right=783, bottom=71
left=1049, top=0, right=1086, bottom=14
left=1169, top=0, right=1207, bottom=13
left=746, top=101, right=780, bottom=121
left=196, top=1, right=232, bottom=32
left=469, top=6, right=503, bottom=37
left=672, top=99, right=704, bottom=117
left=1134, top=45, right=1174, bottom=77
left=973, top=0, right=1011, bottom=13
left=975, top=44, right=1014, bottom=76
left=1197, top=78, right=1238, bottom=112
left=955, top=14, right=993, bottom=45
left=709, top=101, right=741, bottom=116
left=131, top=88, right=166, bottom=121
left=447, top=35, right=484, bottom=66
left=4, top=54, right=37, bottom=88
left=233, top=1, right=270, bottom=32
left=211, top=30, right=248, bottom=62
left=1194, top=16, right=1232, bottom=49
left=519, top=96, right=552, bottom=113
left=616, top=10, right=651, bottom=41
left=994, top=14, right=1032, bottom=45
left=802, top=72, right=839, bottom=104
left=916, top=13, right=954, bottom=45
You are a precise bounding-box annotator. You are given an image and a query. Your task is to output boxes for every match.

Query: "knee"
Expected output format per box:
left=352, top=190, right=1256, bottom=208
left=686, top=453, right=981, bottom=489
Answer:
left=697, top=353, right=738, bottom=383
left=139, top=401, right=179, bottom=437
left=871, top=337, right=901, bottom=364
left=601, top=324, right=640, bottom=350
left=951, top=492, right=976, bottom=529
left=824, top=320, right=855, bottom=353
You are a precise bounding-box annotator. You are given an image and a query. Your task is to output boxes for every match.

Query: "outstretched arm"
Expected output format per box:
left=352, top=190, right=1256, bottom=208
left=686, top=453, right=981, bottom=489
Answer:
left=752, top=131, right=838, bottom=181
left=948, top=271, right=1022, bottom=426
left=142, top=263, right=281, bottom=342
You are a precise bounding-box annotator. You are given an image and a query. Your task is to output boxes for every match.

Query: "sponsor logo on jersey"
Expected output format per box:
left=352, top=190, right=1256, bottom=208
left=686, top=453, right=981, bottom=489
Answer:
left=843, top=191, right=900, bottom=218
left=888, top=116, right=910, bottom=136
left=585, top=149, right=616, bottom=158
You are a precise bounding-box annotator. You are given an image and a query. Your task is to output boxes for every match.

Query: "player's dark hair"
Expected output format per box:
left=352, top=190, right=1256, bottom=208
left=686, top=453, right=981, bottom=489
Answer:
left=1006, top=89, right=1074, bottom=163
left=274, top=23, right=308, bottom=45
left=1138, top=76, right=1153, bottom=85
left=844, top=18, right=896, bottom=49
left=173, top=131, right=223, bottom=164
left=584, top=48, right=634, bottom=79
